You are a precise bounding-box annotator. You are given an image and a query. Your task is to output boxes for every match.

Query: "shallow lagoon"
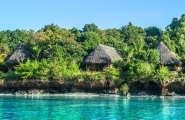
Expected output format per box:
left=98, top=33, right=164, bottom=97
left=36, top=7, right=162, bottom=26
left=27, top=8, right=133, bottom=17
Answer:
left=0, top=95, right=185, bottom=120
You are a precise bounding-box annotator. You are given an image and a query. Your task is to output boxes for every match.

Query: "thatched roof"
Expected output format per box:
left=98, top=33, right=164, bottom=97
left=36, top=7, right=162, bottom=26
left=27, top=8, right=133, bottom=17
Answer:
left=157, top=42, right=180, bottom=65
left=84, top=44, right=122, bottom=64
left=6, top=45, right=32, bottom=65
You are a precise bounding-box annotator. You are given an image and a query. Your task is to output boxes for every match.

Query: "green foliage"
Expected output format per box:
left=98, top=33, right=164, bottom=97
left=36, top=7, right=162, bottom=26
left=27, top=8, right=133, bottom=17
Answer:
left=181, top=59, right=185, bottom=73
left=113, top=60, right=127, bottom=71
left=35, top=59, right=50, bottom=80
left=112, top=61, right=129, bottom=80
left=14, top=59, right=39, bottom=79
left=0, top=43, right=10, bottom=55
left=120, top=83, right=129, bottom=94
left=0, top=71, right=4, bottom=79
left=83, top=23, right=99, bottom=32
left=81, top=32, right=101, bottom=51
left=146, top=49, right=160, bottom=66
left=154, top=66, right=172, bottom=81
left=0, top=54, right=6, bottom=65
left=27, top=24, right=75, bottom=61
left=178, top=72, right=185, bottom=78
left=144, top=26, right=162, bottom=49
left=29, top=45, right=43, bottom=60
left=145, top=26, right=162, bottom=37
left=0, top=29, right=34, bottom=52
left=14, top=58, right=81, bottom=80
left=134, top=49, right=159, bottom=67
left=4, top=72, right=20, bottom=80
left=166, top=14, right=185, bottom=55
left=104, top=66, right=120, bottom=82
left=120, top=22, right=145, bottom=47
left=104, top=28, right=121, bottom=40
left=1, top=14, right=185, bottom=82
left=161, top=33, right=176, bottom=53
left=60, top=41, right=87, bottom=62
left=77, top=72, right=106, bottom=81
left=70, top=27, right=81, bottom=41
left=56, top=60, right=80, bottom=80
left=128, top=61, right=154, bottom=80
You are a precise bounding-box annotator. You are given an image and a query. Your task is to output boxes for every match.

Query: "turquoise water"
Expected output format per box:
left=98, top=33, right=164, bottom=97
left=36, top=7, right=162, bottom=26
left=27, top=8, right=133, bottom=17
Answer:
left=0, top=96, right=185, bottom=120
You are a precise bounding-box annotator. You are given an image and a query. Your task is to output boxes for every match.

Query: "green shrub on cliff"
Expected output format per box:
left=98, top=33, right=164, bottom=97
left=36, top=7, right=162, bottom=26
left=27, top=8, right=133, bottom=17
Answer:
left=104, top=66, right=120, bottom=82
left=120, top=83, right=129, bottom=95
left=14, top=58, right=81, bottom=80
left=154, top=66, right=177, bottom=93
left=127, top=61, right=154, bottom=80
left=0, top=71, right=4, bottom=79
left=133, top=50, right=159, bottom=67
left=1, top=14, right=185, bottom=83
left=1, top=71, right=21, bottom=80
left=35, top=59, right=50, bottom=80
left=77, top=72, right=106, bottom=81
left=4, top=72, right=20, bottom=80
left=154, top=66, right=173, bottom=82
left=14, top=59, right=39, bottom=79
left=46, top=59, right=80, bottom=80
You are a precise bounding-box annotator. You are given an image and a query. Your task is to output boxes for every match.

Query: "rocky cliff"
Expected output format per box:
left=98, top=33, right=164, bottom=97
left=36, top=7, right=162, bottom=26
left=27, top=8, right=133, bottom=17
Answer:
left=0, top=80, right=184, bottom=95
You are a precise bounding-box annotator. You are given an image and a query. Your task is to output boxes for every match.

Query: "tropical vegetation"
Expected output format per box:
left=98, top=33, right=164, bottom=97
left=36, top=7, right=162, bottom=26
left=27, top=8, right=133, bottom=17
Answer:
left=0, top=14, right=185, bottom=89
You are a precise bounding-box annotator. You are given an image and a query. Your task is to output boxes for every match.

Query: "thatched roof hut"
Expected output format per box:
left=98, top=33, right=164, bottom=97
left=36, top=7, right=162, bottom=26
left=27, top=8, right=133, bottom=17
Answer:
left=157, top=42, right=180, bottom=65
left=84, top=44, right=122, bottom=64
left=6, top=45, right=32, bottom=65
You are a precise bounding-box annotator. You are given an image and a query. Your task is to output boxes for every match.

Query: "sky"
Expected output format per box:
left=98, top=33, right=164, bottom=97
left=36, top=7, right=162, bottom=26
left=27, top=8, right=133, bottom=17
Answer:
left=0, top=0, right=185, bottom=31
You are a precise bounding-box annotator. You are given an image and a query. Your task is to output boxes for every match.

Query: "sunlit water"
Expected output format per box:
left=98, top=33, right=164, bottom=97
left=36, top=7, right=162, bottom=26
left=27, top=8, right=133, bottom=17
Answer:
left=0, top=95, right=185, bottom=120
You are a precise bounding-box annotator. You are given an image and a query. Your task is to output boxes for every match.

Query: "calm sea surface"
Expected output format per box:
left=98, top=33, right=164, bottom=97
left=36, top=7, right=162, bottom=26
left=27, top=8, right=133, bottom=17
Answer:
left=0, top=95, right=185, bottom=120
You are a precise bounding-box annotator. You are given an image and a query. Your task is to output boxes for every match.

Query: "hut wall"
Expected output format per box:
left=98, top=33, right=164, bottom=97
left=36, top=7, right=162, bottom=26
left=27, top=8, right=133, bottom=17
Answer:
left=86, top=64, right=96, bottom=71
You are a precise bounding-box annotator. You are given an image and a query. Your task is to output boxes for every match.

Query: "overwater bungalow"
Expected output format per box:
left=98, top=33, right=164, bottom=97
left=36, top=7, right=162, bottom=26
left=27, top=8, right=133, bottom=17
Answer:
left=6, top=45, right=32, bottom=70
left=157, top=42, right=180, bottom=71
left=83, top=44, right=122, bottom=71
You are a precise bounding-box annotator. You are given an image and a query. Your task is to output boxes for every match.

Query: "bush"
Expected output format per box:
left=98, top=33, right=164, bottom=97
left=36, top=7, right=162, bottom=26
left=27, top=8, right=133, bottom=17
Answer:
left=0, top=71, right=4, bottom=79
left=178, top=72, right=185, bottom=78
left=4, top=72, right=20, bottom=80
left=14, top=59, right=39, bottom=79
left=120, top=83, right=129, bottom=95
left=104, top=66, right=120, bottom=82
left=50, top=59, right=80, bottom=80
left=154, top=66, right=172, bottom=81
left=35, top=59, right=50, bottom=80
left=14, top=58, right=81, bottom=80
left=77, top=72, right=106, bottom=81
left=127, top=61, right=154, bottom=80
left=134, top=50, right=159, bottom=67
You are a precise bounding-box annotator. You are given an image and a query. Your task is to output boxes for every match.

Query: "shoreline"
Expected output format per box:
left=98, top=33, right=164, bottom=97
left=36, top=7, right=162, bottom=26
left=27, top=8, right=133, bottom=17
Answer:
left=0, top=92, right=184, bottom=98
left=0, top=80, right=184, bottom=97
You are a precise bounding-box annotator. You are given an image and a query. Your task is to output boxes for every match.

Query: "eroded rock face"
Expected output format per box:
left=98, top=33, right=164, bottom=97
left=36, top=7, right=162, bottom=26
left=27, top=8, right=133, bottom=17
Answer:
left=0, top=80, right=184, bottom=95
left=0, top=80, right=117, bottom=94
left=128, top=81, right=160, bottom=95
left=167, top=82, right=185, bottom=94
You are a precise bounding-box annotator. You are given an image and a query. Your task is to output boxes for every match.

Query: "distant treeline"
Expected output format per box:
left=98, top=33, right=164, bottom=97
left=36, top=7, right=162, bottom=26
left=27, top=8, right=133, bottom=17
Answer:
left=0, top=14, right=185, bottom=86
